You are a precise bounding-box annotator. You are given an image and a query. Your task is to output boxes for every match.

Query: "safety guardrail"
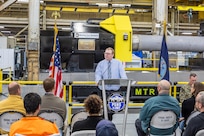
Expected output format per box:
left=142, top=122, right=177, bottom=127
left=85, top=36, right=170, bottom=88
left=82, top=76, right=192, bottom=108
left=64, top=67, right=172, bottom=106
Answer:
left=67, top=81, right=184, bottom=124
left=0, top=78, right=189, bottom=126
left=0, top=80, right=67, bottom=101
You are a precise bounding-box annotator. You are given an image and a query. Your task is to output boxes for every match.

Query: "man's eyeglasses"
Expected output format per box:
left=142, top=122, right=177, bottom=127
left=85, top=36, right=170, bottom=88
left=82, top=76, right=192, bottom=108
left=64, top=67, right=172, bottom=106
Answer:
left=104, top=53, right=112, bottom=55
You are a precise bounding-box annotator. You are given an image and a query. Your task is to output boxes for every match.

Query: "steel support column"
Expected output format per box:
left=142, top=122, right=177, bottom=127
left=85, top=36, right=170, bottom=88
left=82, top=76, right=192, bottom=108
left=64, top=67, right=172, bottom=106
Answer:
left=152, top=0, right=168, bottom=68
left=42, top=9, right=47, bottom=30
left=171, top=8, right=175, bottom=35
left=152, top=0, right=168, bottom=35
left=28, top=0, right=40, bottom=80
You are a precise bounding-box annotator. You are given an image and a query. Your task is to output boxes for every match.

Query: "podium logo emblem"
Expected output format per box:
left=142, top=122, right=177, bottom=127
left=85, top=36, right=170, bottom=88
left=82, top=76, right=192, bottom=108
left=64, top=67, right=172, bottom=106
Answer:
left=107, top=93, right=125, bottom=112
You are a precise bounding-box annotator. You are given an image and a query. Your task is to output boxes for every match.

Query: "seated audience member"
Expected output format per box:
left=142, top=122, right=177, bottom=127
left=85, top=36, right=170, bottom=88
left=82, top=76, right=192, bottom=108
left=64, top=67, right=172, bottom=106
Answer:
left=182, top=82, right=204, bottom=121
left=179, top=73, right=197, bottom=103
left=39, top=77, right=67, bottom=123
left=178, top=73, right=197, bottom=131
left=0, top=81, right=25, bottom=114
left=183, top=91, right=204, bottom=136
left=96, top=119, right=118, bottom=136
left=9, top=92, right=59, bottom=136
left=0, top=82, right=26, bottom=134
left=72, top=94, right=103, bottom=133
left=135, top=80, right=180, bottom=136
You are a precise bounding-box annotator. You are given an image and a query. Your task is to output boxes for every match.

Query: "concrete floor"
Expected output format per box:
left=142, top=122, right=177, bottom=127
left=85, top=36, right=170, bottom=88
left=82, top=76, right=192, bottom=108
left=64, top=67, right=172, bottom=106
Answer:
left=0, top=85, right=140, bottom=136
left=65, top=113, right=139, bottom=136
left=112, top=113, right=139, bottom=136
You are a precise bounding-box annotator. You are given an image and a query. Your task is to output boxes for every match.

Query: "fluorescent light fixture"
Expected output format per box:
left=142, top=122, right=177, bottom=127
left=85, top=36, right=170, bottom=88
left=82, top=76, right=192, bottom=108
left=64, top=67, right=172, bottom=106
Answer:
left=142, top=71, right=151, bottom=73
left=181, top=32, right=192, bottom=35
left=95, top=3, right=108, bottom=7
left=112, top=4, right=131, bottom=8
left=89, top=3, right=108, bottom=7
left=61, top=28, right=72, bottom=31
left=135, top=9, right=149, bottom=12
left=17, top=0, right=28, bottom=3
left=8, top=36, right=15, bottom=38
left=0, top=26, right=4, bottom=28
left=17, top=0, right=43, bottom=3
left=1, top=31, right=11, bottom=33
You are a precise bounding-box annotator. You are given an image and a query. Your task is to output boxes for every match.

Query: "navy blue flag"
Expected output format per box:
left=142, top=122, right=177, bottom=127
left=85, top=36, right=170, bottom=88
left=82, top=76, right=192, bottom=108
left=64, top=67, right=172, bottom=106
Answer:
left=158, top=35, right=169, bottom=81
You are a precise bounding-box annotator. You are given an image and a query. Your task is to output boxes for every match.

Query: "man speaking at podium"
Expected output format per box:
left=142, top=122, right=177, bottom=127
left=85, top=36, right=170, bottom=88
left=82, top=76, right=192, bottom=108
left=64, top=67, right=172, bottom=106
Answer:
left=95, top=47, right=127, bottom=91
left=95, top=47, right=127, bottom=120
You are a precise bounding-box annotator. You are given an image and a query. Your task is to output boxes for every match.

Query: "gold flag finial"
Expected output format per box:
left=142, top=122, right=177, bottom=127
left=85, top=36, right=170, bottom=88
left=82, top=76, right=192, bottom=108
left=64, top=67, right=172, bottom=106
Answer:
left=51, top=11, right=61, bottom=22
left=162, top=20, right=167, bottom=36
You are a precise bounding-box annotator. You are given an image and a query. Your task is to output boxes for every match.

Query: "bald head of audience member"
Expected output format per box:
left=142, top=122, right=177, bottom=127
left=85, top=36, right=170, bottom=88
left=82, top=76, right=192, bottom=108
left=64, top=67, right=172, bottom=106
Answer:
left=157, top=80, right=171, bottom=94
left=43, top=77, right=55, bottom=93
left=8, top=81, right=21, bottom=95
left=195, top=91, right=204, bottom=112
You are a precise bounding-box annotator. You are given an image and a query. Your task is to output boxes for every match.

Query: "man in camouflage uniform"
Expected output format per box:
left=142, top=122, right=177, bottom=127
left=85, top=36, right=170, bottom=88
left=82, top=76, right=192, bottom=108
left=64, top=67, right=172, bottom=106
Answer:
left=179, top=73, right=197, bottom=103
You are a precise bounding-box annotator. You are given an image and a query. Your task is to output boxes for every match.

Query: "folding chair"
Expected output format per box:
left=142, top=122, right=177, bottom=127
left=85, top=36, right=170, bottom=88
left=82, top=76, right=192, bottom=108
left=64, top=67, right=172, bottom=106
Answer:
left=38, top=111, right=64, bottom=130
left=149, top=110, right=177, bottom=136
left=186, top=111, right=200, bottom=126
left=70, top=111, right=88, bottom=133
left=70, top=130, right=96, bottom=136
left=0, top=111, right=24, bottom=133
left=195, top=129, right=204, bottom=136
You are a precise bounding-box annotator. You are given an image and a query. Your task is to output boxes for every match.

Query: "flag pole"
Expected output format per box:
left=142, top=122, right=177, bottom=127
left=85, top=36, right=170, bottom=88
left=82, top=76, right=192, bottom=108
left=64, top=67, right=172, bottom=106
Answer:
left=52, top=11, right=60, bottom=52
left=163, top=20, right=167, bottom=37
left=50, top=11, right=60, bottom=78
left=158, top=19, right=169, bottom=81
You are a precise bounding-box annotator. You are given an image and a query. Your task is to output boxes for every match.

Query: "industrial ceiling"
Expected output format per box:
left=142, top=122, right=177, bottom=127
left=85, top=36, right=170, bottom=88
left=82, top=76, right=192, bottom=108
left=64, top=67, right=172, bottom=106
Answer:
left=0, top=0, right=203, bottom=37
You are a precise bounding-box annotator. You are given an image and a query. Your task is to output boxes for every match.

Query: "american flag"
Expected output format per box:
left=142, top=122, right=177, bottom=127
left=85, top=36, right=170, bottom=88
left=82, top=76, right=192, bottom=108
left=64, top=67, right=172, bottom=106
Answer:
left=49, top=26, right=63, bottom=98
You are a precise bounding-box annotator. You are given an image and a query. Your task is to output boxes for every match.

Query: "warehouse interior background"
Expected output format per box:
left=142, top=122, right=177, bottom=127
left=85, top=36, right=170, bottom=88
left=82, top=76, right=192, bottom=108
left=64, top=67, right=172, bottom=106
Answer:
left=0, top=0, right=204, bottom=36
left=0, top=0, right=204, bottom=82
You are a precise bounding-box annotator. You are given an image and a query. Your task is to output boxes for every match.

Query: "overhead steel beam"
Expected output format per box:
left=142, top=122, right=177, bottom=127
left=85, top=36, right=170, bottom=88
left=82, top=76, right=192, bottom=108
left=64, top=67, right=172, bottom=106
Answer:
left=0, top=31, right=5, bottom=36
left=41, top=6, right=136, bottom=14
left=15, top=25, right=28, bottom=37
left=0, top=0, right=17, bottom=11
left=43, top=0, right=153, bottom=5
left=0, top=17, right=199, bottom=35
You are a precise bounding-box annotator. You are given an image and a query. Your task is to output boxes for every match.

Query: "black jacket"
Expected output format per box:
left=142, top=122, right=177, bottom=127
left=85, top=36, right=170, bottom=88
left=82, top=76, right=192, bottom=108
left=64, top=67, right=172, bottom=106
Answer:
left=183, top=112, right=204, bottom=136
left=182, top=96, right=195, bottom=120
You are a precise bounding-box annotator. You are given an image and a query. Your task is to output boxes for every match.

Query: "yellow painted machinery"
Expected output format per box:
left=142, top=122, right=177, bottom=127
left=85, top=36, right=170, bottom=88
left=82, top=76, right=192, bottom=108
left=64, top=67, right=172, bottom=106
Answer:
left=40, top=15, right=133, bottom=72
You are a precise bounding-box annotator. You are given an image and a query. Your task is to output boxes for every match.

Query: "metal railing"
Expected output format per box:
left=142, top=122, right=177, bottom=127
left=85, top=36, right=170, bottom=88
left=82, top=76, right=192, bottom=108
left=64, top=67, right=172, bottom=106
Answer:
left=0, top=77, right=189, bottom=126
left=0, top=79, right=67, bottom=101
left=67, top=81, right=178, bottom=124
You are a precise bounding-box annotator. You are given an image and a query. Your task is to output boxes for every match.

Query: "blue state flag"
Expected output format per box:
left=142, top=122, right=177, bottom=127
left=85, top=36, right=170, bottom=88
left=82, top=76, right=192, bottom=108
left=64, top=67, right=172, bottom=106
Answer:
left=158, top=35, right=169, bottom=81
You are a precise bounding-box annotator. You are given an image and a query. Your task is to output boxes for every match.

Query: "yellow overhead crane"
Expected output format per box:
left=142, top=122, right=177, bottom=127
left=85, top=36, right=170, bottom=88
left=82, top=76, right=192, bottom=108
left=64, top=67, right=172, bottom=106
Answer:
left=41, top=6, right=136, bottom=14
left=177, top=5, right=204, bottom=19
left=177, top=5, right=204, bottom=11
